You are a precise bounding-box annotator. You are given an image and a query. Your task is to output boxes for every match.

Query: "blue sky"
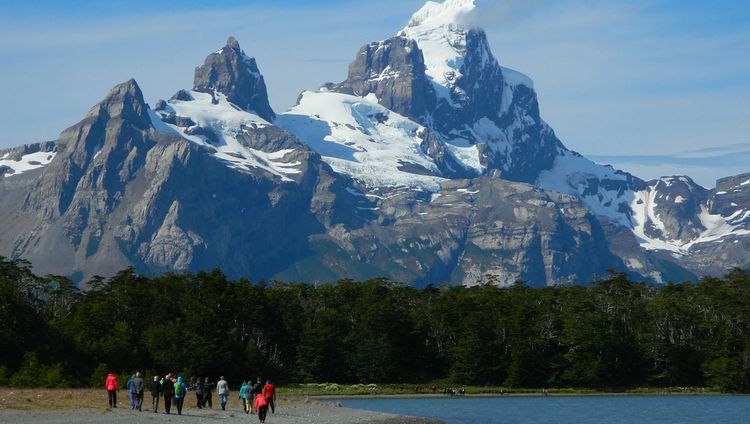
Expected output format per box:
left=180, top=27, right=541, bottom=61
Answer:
left=1, top=0, right=748, bottom=187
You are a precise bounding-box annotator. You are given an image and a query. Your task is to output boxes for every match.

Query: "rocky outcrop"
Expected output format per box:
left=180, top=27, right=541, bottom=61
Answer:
left=193, top=37, right=276, bottom=122
left=273, top=177, right=622, bottom=287
left=333, top=36, right=436, bottom=124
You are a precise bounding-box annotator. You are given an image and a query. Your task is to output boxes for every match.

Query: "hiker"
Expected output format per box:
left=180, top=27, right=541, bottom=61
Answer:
left=204, top=377, right=214, bottom=408
left=216, top=376, right=230, bottom=410
left=174, top=376, right=187, bottom=415
left=250, top=377, right=263, bottom=414
left=105, top=373, right=118, bottom=408
left=149, top=376, right=161, bottom=413
left=162, top=373, right=174, bottom=414
left=254, top=393, right=269, bottom=423
left=131, top=372, right=145, bottom=411
left=263, top=379, right=276, bottom=414
left=126, top=374, right=135, bottom=409
left=239, top=380, right=250, bottom=414
left=194, top=377, right=205, bottom=408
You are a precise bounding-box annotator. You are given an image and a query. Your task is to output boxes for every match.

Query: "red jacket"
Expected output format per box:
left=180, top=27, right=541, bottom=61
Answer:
left=105, top=374, right=118, bottom=391
left=262, top=383, right=275, bottom=398
left=254, top=393, right=268, bottom=411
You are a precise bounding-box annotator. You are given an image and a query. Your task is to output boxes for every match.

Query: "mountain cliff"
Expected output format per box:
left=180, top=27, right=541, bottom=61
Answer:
left=1, top=1, right=748, bottom=285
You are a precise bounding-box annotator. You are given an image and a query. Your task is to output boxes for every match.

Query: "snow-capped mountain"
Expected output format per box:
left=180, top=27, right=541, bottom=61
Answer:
left=0, top=0, right=748, bottom=285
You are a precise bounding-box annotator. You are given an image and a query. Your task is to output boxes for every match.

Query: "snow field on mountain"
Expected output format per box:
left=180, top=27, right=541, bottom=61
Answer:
left=536, top=149, right=632, bottom=226
left=278, top=91, right=446, bottom=191
left=150, top=91, right=301, bottom=181
left=0, top=151, right=56, bottom=177
left=400, top=0, right=476, bottom=103
left=629, top=181, right=750, bottom=253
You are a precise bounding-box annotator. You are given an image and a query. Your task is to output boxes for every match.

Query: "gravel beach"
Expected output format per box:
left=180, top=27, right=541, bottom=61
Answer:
left=0, top=401, right=443, bottom=424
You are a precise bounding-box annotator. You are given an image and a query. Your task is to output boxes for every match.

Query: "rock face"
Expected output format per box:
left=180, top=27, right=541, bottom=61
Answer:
left=334, top=36, right=437, bottom=126
left=193, top=36, right=276, bottom=122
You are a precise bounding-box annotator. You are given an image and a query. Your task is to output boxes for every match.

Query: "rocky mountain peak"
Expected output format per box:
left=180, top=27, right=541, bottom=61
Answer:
left=193, top=37, right=276, bottom=122
left=225, top=36, right=241, bottom=51
left=87, top=78, right=151, bottom=130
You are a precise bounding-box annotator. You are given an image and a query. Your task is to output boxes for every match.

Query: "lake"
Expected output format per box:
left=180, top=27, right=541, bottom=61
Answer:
left=335, top=395, right=750, bottom=424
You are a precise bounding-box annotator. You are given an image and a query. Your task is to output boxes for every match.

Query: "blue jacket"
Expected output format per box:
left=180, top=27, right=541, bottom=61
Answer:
left=174, top=377, right=187, bottom=399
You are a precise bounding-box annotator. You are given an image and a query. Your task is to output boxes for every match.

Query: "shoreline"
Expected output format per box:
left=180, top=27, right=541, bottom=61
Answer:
left=0, top=404, right=443, bottom=424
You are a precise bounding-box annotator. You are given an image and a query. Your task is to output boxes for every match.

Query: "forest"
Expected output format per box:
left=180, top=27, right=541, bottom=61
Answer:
left=1, top=257, right=749, bottom=392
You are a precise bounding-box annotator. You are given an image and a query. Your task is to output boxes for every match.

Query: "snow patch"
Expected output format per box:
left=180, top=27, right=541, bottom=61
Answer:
left=537, top=149, right=632, bottom=227
left=0, top=151, right=56, bottom=177
left=150, top=91, right=301, bottom=181
left=277, top=90, right=445, bottom=191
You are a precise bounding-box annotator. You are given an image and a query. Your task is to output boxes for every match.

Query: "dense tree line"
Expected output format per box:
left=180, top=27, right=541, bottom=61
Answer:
left=1, top=257, right=749, bottom=391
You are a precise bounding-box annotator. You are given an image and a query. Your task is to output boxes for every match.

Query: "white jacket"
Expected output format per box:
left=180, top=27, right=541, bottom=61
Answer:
left=216, top=379, right=229, bottom=395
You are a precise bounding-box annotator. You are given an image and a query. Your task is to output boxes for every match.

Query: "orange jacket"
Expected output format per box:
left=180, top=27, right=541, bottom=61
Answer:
left=105, top=374, right=118, bottom=391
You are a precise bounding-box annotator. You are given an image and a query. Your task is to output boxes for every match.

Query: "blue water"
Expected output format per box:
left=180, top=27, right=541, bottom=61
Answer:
left=335, top=396, right=750, bottom=424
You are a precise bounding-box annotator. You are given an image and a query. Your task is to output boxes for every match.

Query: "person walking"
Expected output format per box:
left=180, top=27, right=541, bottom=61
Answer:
left=239, top=380, right=250, bottom=414
left=105, top=373, right=118, bottom=408
left=162, top=374, right=174, bottom=414
left=131, top=372, right=145, bottom=411
left=149, top=376, right=161, bottom=413
left=249, top=377, right=263, bottom=415
left=262, top=379, right=276, bottom=414
left=254, top=393, right=269, bottom=423
left=194, top=377, right=205, bottom=408
left=126, top=374, right=136, bottom=409
left=203, top=377, right=214, bottom=408
left=216, top=376, right=230, bottom=410
left=174, top=376, right=187, bottom=415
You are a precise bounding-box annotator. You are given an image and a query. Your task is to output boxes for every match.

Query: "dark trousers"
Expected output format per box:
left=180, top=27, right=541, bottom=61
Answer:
left=151, top=395, right=159, bottom=412
left=196, top=392, right=203, bottom=408
left=204, top=392, right=212, bottom=408
left=266, top=397, right=275, bottom=413
left=175, top=397, right=184, bottom=415
left=107, top=390, right=117, bottom=408
left=134, top=392, right=144, bottom=411
left=164, top=396, right=172, bottom=414
left=258, top=405, right=268, bottom=422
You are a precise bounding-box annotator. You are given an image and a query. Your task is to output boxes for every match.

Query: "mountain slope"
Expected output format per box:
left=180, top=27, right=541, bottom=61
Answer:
left=0, top=1, right=747, bottom=285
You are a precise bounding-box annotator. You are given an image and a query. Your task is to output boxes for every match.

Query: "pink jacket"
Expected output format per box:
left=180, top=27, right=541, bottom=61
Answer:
left=105, top=374, right=118, bottom=391
left=254, top=393, right=268, bottom=411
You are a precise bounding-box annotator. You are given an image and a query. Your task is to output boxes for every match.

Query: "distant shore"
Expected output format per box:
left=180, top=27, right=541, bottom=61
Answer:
left=283, top=384, right=733, bottom=398
left=313, top=391, right=741, bottom=400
